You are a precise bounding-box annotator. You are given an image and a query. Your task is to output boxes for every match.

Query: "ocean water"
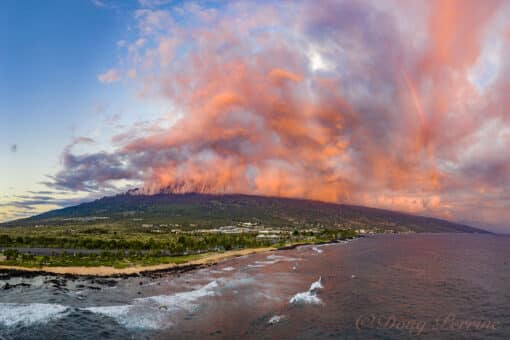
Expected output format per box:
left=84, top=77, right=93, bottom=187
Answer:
left=0, top=233, right=509, bottom=339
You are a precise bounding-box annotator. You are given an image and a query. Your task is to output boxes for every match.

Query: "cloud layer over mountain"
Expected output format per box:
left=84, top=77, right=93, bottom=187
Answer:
left=50, top=0, right=510, bottom=231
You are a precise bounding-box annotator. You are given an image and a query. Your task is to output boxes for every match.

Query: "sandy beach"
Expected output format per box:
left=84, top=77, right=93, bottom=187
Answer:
left=0, top=247, right=276, bottom=276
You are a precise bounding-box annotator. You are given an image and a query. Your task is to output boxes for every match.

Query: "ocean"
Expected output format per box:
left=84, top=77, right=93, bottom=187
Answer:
left=0, top=233, right=508, bottom=339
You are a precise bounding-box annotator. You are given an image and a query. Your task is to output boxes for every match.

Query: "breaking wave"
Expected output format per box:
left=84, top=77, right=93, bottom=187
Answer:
left=82, top=305, right=160, bottom=329
left=268, top=315, right=285, bottom=324
left=83, top=280, right=220, bottom=329
left=143, top=280, right=219, bottom=308
left=82, top=278, right=257, bottom=330
left=0, top=303, right=69, bottom=327
left=289, top=276, right=323, bottom=305
left=248, top=254, right=301, bottom=268
left=312, top=247, right=323, bottom=254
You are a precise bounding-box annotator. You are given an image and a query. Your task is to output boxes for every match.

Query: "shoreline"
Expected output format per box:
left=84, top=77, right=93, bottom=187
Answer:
left=0, top=237, right=363, bottom=278
left=0, top=247, right=277, bottom=277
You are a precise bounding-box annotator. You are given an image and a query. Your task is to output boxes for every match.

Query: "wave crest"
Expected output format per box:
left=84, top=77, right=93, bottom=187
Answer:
left=0, top=303, right=69, bottom=327
left=289, top=276, right=323, bottom=305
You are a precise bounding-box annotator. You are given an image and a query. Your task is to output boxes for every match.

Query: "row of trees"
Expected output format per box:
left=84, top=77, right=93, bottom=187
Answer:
left=0, top=247, right=180, bottom=266
left=0, top=233, right=272, bottom=253
left=0, top=229, right=355, bottom=257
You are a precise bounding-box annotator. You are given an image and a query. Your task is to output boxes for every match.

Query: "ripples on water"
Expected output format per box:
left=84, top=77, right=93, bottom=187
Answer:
left=0, top=233, right=509, bottom=339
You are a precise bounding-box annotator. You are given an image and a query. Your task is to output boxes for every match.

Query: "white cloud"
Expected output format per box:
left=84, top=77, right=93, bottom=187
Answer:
left=307, top=48, right=334, bottom=72
left=134, top=9, right=173, bottom=35
left=97, top=69, right=121, bottom=83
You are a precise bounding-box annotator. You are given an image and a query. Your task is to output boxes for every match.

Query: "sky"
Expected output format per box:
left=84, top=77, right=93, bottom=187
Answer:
left=1, top=0, right=510, bottom=232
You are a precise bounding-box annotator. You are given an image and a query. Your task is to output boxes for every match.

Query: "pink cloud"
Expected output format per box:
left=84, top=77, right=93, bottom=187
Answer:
left=97, top=69, right=121, bottom=83
left=52, top=0, right=510, bottom=231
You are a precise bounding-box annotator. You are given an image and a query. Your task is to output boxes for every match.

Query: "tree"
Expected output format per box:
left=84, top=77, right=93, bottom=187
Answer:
left=0, top=235, right=12, bottom=245
left=3, top=249, right=19, bottom=260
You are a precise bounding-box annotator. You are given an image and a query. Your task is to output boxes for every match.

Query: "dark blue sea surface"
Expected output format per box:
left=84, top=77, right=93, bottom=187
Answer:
left=0, top=233, right=509, bottom=339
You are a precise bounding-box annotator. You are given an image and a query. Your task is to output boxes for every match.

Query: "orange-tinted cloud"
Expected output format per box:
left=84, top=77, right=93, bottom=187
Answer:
left=51, top=1, right=510, bottom=231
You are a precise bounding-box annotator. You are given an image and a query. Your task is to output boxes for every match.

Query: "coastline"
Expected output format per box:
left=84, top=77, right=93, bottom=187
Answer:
left=0, top=237, right=362, bottom=277
left=0, top=247, right=276, bottom=277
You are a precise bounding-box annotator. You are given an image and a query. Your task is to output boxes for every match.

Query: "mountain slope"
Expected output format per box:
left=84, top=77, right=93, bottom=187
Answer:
left=2, top=193, right=486, bottom=233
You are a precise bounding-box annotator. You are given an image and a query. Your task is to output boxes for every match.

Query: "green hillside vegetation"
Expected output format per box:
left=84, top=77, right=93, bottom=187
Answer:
left=0, top=193, right=484, bottom=268
left=3, top=193, right=481, bottom=233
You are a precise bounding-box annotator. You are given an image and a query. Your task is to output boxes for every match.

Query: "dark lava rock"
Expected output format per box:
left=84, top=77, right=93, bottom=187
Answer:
left=0, top=269, right=46, bottom=280
left=3, top=282, right=31, bottom=290
left=90, top=278, right=118, bottom=287
left=45, top=278, right=68, bottom=287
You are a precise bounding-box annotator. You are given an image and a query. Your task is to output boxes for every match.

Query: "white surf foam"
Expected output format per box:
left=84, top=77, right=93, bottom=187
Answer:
left=309, top=276, right=323, bottom=291
left=83, top=280, right=221, bottom=330
left=289, top=276, right=323, bottom=305
left=290, top=291, right=322, bottom=304
left=84, top=305, right=131, bottom=318
left=247, top=264, right=266, bottom=268
left=266, top=254, right=300, bottom=262
left=248, top=254, right=301, bottom=268
left=143, top=279, right=219, bottom=309
left=311, top=246, right=323, bottom=254
left=254, top=260, right=279, bottom=265
left=268, top=315, right=285, bottom=324
left=84, top=304, right=168, bottom=330
left=222, top=266, right=235, bottom=271
left=0, top=303, right=69, bottom=327
left=83, top=276, right=257, bottom=330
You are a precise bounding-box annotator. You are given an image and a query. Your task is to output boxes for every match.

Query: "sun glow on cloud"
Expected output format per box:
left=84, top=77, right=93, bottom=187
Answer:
left=4, top=0, right=510, bottom=231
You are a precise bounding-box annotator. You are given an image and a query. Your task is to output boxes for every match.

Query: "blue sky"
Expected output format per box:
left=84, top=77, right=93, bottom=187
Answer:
left=1, top=0, right=159, bottom=219
left=2, top=1, right=120, bottom=163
